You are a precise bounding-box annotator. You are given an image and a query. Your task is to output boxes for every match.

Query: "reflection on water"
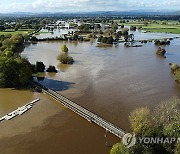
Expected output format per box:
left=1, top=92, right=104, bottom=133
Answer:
left=37, top=76, right=45, bottom=81
left=35, top=77, right=75, bottom=91
left=47, top=72, right=57, bottom=78
left=57, top=63, right=71, bottom=72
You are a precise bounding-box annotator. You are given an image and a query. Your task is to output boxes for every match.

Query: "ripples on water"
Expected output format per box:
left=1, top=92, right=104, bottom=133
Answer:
left=22, top=35, right=180, bottom=130
left=0, top=30, right=179, bottom=154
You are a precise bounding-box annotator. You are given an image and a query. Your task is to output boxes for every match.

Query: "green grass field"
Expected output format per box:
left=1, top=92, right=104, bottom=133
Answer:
left=0, top=29, right=34, bottom=36
left=115, top=20, right=180, bottom=34
left=141, top=23, right=180, bottom=34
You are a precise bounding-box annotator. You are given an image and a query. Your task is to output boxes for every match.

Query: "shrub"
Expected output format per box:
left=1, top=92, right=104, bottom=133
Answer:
left=110, top=143, right=128, bottom=154
left=156, top=47, right=166, bottom=57
left=130, top=26, right=136, bottom=31
left=120, top=25, right=124, bottom=28
left=46, top=65, right=57, bottom=73
left=154, top=40, right=170, bottom=45
left=57, top=53, right=74, bottom=64
left=97, top=36, right=103, bottom=42
left=84, top=38, right=90, bottom=41
left=116, top=31, right=122, bottom=38
left=174, top=69, right=180, bottom=83
left=141, top=40, right=148, bottom=43
left=169, top=63, right=180, bottom=83
left=87, top=33, right=94, bottom=38
left=36, top=61, right=45, bottom=72
left=61, top=44, right=69, bottom=53
left=170, top=63, right=179, bottom=72
left=154, top=40, right=160, bottom=45
left=30, top=36, right=38, bottom=41
left=97, top=36, right=114, bottom=44
left=121, top=28, right=129, bottom=36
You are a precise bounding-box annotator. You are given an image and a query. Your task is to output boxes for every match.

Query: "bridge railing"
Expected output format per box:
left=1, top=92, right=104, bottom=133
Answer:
left=32, top=80, right=126, bottom=138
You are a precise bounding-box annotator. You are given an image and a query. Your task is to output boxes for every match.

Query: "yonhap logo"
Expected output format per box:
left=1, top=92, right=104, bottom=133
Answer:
left=122, top=133, right=179, bottom=148
left=122, top=133, right=136, bottom=148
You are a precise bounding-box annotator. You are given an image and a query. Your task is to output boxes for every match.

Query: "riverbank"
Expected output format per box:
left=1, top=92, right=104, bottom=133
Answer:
left=0, top=29, right=34, bottom=36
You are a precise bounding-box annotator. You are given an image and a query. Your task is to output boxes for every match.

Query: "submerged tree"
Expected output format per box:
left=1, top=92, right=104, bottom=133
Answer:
left=57, top=53, right=74, bottom=64
left=57, top=45, right=74, bottom=64
left=156, top=47, right=166, bottom=57
left=61, top=44, right=69, bottom=53
left=46, top=65, right=57, bottom=73
left=36, top=61, right=45, bottom=72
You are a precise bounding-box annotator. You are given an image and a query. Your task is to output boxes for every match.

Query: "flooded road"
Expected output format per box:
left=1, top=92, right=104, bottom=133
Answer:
left=0, top=30, right=180, bottom=154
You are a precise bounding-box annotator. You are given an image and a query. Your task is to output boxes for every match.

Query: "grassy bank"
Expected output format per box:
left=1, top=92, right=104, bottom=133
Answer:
left=142, top=24, right=180, bottom=34
left=115, top=20, right=180, bottom=34
left=0, top=29, right=34, bottom=36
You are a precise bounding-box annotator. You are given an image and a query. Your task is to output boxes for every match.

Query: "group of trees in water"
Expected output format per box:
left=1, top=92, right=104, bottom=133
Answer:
left=154, top=40, right=171, bottom=45
left=0, top=33, right=74, bottom=88
left=31, top=61, right=57, bottom=73
left=97, top=36, right=114, bottom=44
left=97, top=27, right=130, bottom=44
left=0, top=34, right=32, bottom=87
left=111, top=97, right=180, bottom=154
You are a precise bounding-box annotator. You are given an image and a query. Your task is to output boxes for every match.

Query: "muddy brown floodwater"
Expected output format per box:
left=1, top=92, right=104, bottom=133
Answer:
left=0, top=32, right=180, bottom=154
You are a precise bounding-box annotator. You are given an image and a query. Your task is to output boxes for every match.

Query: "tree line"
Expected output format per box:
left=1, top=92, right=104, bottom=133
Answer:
left=0, top=34, right=32, bottom=87
left=111, top=97, right=180, bottom=154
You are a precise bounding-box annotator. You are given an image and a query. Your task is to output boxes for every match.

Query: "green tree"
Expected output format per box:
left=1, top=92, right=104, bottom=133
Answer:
left=130, top=26, right=136, bottom=31
left=116, top=31, right=122, bottom=38
left=111, top=97, right=180, bottom=154
left=110, top=143, right=128, bottom=154
left=46, top=66, right=57, bottom=73
left=0, top=25, right=5, bottom=31
left=97, top=36, right=103, bottom=42
left=122, top=28, right=129, bottom=36
left=106, top=36, right=114, bottom=44
left=36, top=61, right=45, bottom=72
left=102, top=37, right=108, bottom=43
left=61, top=44, right=69, bottom=53
left=57, top=53, right=74, bottom=64
left=19, top=64, right=32, bottom=85
left=153, top=97, right=180, bottom=138
left=129, top=107, right=153, bottom=136
left=175, top=143, right=180, bottom=154
left=0, top=56, right=32, bottom=87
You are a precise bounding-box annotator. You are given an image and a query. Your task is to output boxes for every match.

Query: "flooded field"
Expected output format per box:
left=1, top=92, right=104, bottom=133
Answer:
left=22, top=38, right=180, bottom=130
left=0, top=30, right=180, bottom=154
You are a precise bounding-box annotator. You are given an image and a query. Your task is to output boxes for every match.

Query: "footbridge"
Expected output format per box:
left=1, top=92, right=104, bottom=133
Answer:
left=32, top=80, right=126, bottom=138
